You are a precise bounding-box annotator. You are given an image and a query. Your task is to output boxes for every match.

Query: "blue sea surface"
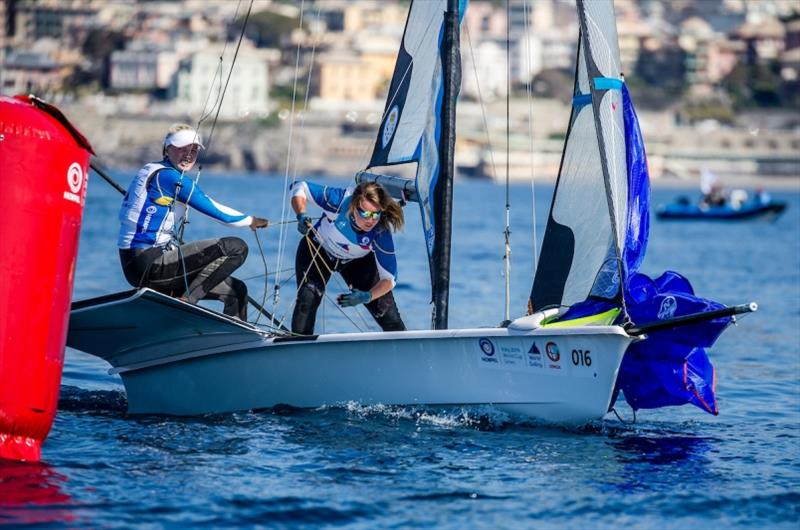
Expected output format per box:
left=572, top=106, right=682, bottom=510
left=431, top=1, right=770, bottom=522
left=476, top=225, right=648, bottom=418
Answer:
left=2, top=175, right=798, bottom=528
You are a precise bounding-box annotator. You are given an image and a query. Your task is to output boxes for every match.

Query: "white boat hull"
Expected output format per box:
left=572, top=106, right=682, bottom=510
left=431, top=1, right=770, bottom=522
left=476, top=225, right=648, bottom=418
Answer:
left=68, top=290, right=634, bottom=423
left=123, top=330, right=631, bottom=421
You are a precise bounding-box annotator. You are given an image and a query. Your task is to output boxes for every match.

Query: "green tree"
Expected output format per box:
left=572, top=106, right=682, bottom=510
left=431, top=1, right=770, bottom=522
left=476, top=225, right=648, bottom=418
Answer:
left=270, top=82, right=306, bottom=108
left=722, top=61, right=783, bottom=109
left=628, top=45, right=686, bottom=110
left=530, top=68, right=574, bottom=103
left=231, top=10, right=298, bottom=48
left=66, top=28, right=127, bottom=90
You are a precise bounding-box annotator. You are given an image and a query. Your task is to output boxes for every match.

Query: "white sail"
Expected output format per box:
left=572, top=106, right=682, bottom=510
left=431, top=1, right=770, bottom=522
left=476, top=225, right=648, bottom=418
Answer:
left=368, top=0, right=466, bottom=260
left=531, top=0, right=627, bottom=311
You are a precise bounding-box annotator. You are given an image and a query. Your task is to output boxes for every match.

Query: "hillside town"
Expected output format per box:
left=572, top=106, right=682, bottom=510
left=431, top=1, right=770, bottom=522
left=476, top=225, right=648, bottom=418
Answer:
left=1, top=0, right=798, bottom=181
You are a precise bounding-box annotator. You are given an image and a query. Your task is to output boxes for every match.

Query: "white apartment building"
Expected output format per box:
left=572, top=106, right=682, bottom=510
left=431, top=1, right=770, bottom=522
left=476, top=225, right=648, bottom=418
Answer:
left=110, top=49, right=181, bottom=91
left=110, top=40, right=208, bottom=92
left=462, top=38, right=508, bottom=101
left=171, top=44, right=275, bottom=119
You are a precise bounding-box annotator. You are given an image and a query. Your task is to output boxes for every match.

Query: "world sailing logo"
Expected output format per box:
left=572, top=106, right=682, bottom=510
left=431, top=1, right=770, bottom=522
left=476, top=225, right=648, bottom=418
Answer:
left=382, top=105, right=400, bottom=148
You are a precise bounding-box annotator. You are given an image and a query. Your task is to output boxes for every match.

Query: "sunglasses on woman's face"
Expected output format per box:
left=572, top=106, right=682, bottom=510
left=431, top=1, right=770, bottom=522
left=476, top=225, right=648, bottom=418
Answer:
left=357, top=207, right=382, bottom=220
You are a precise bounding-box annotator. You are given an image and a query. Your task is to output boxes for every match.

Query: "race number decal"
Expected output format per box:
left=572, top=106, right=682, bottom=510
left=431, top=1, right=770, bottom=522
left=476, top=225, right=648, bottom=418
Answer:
left=570, top=347, right=597, bottom=378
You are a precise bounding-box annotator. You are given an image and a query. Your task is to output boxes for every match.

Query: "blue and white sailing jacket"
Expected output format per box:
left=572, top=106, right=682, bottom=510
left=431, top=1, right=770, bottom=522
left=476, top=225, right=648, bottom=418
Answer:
left=118, top=159, right=252, bottom=250
left=291, top=181, right=398, bottom=286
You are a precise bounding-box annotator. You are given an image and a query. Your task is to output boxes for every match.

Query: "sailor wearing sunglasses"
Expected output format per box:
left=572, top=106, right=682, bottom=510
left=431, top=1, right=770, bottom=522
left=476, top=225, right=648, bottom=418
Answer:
left=289, top=180, right=406, bottom=335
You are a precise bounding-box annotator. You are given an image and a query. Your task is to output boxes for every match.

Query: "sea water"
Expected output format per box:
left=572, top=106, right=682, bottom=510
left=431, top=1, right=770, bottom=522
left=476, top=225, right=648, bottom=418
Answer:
left=1, top=175, right=798, bottom=528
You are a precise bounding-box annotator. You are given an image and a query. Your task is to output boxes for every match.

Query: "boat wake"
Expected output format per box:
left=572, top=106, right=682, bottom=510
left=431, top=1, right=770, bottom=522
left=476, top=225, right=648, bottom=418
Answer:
left=318, top=401, right=665, bottom=433
left=314, top=401, right=515, bottom=431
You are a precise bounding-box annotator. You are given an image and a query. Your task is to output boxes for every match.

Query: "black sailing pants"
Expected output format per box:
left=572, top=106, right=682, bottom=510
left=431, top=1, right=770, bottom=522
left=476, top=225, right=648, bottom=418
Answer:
left=120, top=237, right=249, bottom=320
left=291, top=236, right=406, bottom=335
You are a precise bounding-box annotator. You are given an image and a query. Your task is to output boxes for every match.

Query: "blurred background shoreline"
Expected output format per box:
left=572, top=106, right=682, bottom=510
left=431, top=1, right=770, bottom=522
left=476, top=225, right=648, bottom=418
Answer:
left=2, top=0, right=799, bottom=189
left=74, top=96, right=798, bottom=190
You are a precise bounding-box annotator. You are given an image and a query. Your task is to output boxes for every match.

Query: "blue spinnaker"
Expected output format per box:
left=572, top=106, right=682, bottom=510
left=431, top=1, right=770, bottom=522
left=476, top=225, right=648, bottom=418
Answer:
left=556, top=85, right=731, bottom=415
left=616, top=272, right=728, bottom=414
left=621, top=85, right=649, bottom=276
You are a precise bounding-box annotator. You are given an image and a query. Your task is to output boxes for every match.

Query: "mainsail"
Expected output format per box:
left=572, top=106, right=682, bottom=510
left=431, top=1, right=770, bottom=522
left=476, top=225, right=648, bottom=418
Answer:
left=530, top=0, right=628, bottom=311
left=367, top=0, right=466, bottom=328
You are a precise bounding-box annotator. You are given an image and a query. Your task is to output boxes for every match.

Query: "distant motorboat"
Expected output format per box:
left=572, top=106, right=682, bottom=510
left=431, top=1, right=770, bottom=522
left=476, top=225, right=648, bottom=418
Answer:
left=656, top=191, right=787, bottom=221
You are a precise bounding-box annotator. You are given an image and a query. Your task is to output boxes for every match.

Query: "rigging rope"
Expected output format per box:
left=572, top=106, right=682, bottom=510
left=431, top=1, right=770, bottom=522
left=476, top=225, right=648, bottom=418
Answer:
left=464, top=25, right=498, bottom=179
left=164, top=0, right=265, bottom=323
left=523, top=0, right=539, bottom=285
left=201, top=0, right=255, bottom=155
left=273, top=6, right=444, bottom=335
left=611, top=407, right=637, bottom=425
left=176, top=0, right=255, bottom=242
left=251, top=229, right=270, bottom=326
left=273, top=0, right=309, bottom=317
left=502, top=0, right=512, bottom=323
left=180, top=0, right=252, bottom=230
left=283, top=229, right=372, bottom=334
left=466, top=13, right=516, bottom=323
left=167, top=0, right=250, bottom=236
left=195, top=0, right=239, bottom=135
left=273, top=0, right=421, bottom=334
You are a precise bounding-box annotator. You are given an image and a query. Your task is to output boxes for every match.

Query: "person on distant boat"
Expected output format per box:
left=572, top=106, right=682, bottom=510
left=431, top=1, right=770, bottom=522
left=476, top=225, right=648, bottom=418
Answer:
left=289, top=180, right=406, bottom=335
left=699, top=167, right=726, bottom=208
left=117, top=123, right=269, bottom=320
left=729, top=189, right=749, bottom=210
left=756, top=186, right=771, bottom=204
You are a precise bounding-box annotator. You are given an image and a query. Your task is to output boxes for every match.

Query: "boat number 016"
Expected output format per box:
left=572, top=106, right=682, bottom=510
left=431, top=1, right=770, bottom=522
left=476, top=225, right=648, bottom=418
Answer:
left=571, top=349, right=592, bottom=367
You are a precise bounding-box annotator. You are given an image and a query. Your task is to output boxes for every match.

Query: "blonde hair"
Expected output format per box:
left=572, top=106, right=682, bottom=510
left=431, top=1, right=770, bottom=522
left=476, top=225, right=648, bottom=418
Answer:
left=348, top=182, right=404, bottom=232
left=162, top=123, right=194, bottom=156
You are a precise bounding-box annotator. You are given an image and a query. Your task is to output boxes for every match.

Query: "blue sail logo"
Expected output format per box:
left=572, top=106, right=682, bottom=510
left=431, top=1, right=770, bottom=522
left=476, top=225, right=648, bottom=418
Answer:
left=382, top=105, right=400, bottom=148
left=657, top=296, right=678, bottom=320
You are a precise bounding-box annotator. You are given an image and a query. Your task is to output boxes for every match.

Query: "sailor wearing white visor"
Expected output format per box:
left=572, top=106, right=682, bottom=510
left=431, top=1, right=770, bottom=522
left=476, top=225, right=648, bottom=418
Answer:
left=118, top=123, right=269, bottom=320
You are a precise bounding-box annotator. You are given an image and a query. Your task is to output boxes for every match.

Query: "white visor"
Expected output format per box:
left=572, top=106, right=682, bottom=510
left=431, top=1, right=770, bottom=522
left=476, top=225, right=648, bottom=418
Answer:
left=164, top=129, right=204, bottom=150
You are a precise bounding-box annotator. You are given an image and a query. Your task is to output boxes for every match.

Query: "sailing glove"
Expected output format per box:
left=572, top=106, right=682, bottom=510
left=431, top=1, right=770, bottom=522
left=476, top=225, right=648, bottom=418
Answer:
left=338, top=289, right=372, bottom=307
left=296, top=213, right=312, bottom=235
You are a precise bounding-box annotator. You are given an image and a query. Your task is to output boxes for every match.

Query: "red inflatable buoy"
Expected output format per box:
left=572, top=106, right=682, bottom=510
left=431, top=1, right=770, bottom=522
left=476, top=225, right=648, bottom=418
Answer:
left=0, top=95, right=94, bottom=462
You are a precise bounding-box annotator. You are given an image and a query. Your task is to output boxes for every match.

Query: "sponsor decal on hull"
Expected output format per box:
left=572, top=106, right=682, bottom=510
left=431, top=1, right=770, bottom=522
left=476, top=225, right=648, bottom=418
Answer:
left=478, top=338, right=498, bottom=364
left=545, top=342, right=562, bottom=370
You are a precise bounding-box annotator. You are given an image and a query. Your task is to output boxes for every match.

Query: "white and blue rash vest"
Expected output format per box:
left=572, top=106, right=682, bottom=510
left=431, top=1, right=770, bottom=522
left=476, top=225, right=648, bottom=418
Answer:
left=118, top=159, right=252, bottom=249
left=291, top=181, right=398, bottom=287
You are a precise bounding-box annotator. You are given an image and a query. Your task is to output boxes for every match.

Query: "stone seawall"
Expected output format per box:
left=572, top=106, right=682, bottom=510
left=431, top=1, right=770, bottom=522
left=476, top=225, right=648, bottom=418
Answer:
left=65, top=106, right=375, bottom=177
left=64, top=102, right=799, bottom=189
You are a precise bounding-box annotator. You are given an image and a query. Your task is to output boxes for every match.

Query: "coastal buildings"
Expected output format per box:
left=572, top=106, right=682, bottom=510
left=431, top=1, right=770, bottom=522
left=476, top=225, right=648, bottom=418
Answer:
left=171, top=43, right=276, bottom=119
left=3, top=0, right=798, bottom=109
left=110, top=45, right=185, bottom=92
left=0, top=0, right=797, bottom=178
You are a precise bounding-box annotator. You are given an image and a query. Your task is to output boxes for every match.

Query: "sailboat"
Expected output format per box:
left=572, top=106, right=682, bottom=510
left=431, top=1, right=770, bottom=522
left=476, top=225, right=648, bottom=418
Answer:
left=67, top=0, right=754, bottom=422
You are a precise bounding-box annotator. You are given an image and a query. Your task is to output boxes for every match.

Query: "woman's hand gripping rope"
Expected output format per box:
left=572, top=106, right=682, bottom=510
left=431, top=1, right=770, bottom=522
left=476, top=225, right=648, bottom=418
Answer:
left=337, top=288, right=372, bottom=308
left=296, top=213, right=312, bottom=235
left=250, top=216, right=269, bottom=230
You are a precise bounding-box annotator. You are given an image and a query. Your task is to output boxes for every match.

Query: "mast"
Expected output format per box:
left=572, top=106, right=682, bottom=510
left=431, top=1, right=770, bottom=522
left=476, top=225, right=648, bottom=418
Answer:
left=431, top=0, right=460, bottom=330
